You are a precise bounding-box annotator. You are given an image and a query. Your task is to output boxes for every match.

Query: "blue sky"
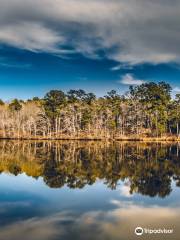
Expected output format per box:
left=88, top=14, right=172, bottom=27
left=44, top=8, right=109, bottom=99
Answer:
left=0, top=0, right=180, bottom=100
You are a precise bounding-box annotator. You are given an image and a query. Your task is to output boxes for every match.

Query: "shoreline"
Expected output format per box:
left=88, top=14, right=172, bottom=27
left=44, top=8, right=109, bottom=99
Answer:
left=0, top=136, right=180, bottom=142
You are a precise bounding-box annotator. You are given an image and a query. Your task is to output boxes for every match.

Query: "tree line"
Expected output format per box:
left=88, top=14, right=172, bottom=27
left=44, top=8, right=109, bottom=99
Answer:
left=0, top=81, right=180, bottom=139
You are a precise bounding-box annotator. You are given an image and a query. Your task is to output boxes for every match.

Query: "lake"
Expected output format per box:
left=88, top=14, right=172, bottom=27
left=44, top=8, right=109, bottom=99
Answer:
left=0, top=140, right=179, bottom=240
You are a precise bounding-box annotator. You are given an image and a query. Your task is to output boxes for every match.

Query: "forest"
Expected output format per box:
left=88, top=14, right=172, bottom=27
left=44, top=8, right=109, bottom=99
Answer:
left=0, top=81, right=180, bottom=139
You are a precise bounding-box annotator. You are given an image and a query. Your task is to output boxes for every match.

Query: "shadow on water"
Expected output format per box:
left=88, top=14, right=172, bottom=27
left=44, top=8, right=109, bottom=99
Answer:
left=0, top=140, right=180, bottom=198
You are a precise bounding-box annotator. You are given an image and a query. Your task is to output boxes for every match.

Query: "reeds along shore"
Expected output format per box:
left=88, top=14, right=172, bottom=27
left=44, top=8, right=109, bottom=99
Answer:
left=0, top=82, right=180, bottom=139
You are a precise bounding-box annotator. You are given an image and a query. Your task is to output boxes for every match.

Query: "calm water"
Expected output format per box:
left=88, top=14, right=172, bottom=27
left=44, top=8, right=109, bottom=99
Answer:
left=0, top=141, right=179, bottom=240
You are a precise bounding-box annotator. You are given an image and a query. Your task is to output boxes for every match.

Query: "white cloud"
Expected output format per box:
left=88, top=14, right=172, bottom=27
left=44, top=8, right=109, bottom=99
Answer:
left=173, top=87, right=180, bottom=93
left=119, top=184, right=132, bottom=198
left=1, top=203, right=179, bottom=240
left=0, top=22, right=67, bottom=53
left=120, top=74, right=145, bottom=85
left=0, top=212, right=71, bottom=240
left=0, top=0, right=180, bottom=65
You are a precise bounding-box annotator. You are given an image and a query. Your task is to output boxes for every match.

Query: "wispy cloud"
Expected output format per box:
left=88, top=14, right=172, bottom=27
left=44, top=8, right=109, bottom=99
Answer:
left=0, top=22, right=66, bottom=54
left=119, top=74, right=145, bottom=85
left=0, top=62, right=32, bottom=69
left=111, top=64, right=133, bottom=71
left=0, top=57, right=32, bottom=69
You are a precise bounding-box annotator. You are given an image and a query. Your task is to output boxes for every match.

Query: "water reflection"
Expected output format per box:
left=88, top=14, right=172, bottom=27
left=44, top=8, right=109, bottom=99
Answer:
left=0, top=140, right=180, bottom=198
left=0, top=141, right=180, bottom=240
left=0, top=200, right=179, bottom=240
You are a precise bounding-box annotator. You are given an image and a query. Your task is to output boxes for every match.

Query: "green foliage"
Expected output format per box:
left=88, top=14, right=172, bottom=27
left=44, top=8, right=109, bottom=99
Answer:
left=1, top=82, right=180, bottom=138
left=9, top=99, right=22, bottom=111
left=67, top=89, right=96, bottom=104
left=0, top=99, right=4, bottom=105
left=33, top=97, right=40, bottom=101
left=168, top=94, right=180, bottom=134
left=130, top=82, right=172, bottom=135
left=43, top=90, right=66, bottom=119
left=130, top=82, right=171, bottom=105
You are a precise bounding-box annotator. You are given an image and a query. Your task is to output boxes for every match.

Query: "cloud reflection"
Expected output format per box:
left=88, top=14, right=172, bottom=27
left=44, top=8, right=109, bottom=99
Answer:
left=0, top=201, right=179, bottom=240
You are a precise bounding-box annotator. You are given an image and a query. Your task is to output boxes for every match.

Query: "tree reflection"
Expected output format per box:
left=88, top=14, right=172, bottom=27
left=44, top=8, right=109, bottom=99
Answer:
left=0, top=140, right=179, bottom=198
